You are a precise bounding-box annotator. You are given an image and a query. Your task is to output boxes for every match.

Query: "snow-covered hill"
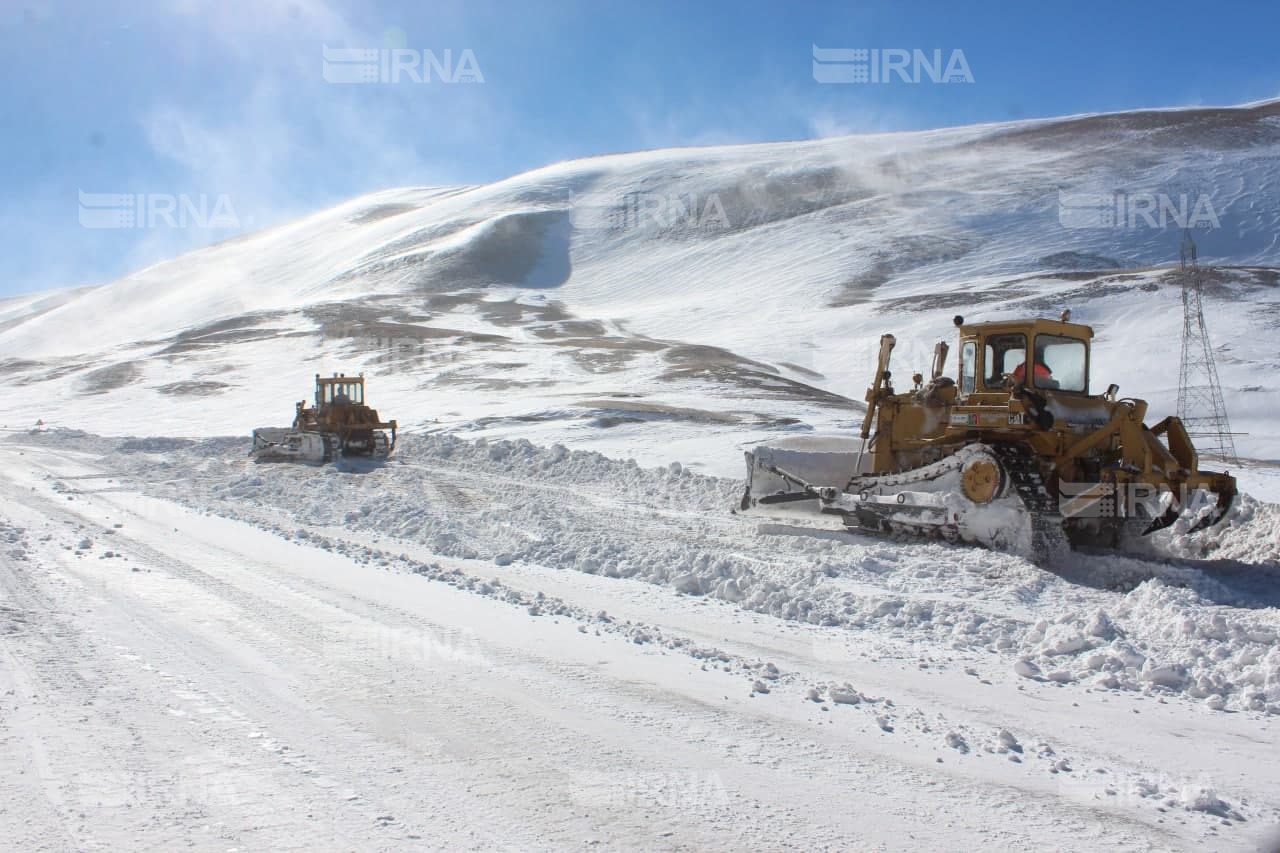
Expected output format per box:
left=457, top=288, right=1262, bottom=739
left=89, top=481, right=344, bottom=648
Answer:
left=3, top=101, right=1280, bottom=485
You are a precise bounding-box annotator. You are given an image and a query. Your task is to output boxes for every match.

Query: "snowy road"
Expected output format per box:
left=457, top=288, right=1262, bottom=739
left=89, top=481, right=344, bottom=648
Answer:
left=1, top=433, right=1278, bottom=851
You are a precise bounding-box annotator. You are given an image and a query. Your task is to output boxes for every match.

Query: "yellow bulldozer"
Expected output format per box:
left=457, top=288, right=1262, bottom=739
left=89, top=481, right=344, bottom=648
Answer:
left=251, top=373, right=397, bottom=463
left=740, top=313, right=1237, bottom=563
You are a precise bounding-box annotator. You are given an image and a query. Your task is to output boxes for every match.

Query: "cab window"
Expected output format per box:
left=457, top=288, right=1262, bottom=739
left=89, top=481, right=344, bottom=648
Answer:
left=1035, top=335, right=1087, bottom=392
left=983, top=333, right=1026, bottom=389
left=960, top=341, right=977, bottom=394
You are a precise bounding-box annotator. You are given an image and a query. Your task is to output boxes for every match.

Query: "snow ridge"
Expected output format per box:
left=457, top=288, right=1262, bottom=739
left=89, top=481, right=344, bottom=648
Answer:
left=21, top=428, right=1280, bottom=716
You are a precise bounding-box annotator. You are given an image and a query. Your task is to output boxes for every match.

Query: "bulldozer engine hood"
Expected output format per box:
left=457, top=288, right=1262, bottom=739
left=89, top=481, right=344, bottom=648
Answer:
left=1044, top=395, right=1112, bottom=428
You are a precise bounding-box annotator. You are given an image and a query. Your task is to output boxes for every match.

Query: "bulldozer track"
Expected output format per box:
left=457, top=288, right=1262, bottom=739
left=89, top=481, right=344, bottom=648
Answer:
left=772, top=442, right=1071, bottom=564
left=845, top=448, right=966, bottom=492
left=990, top=442, right=1070, bottom=565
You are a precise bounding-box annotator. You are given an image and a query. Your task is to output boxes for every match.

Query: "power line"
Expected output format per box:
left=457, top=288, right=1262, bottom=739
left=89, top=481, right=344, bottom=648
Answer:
left=1176, top=229, right=1238, bottom=466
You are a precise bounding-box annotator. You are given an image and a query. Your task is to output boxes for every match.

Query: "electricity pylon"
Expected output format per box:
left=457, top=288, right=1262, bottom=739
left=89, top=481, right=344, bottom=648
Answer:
left=1176, top=229, right=1239, bottom=466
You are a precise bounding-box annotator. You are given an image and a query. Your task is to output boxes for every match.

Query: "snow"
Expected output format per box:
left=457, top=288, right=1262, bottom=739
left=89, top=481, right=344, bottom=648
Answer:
left=3, top=427, right=1279, bottom=848
left=2, top=100, right=1280, bottom=849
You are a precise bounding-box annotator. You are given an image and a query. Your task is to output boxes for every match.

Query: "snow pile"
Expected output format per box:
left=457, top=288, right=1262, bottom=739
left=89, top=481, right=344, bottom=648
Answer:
left=421, top=434, right=735, bottom=513
left=15, top=428, right=1280, bottom=715
left=1159, top=494, right=1280, bottom=564
left=1016, top=579, right=1280, bottom=712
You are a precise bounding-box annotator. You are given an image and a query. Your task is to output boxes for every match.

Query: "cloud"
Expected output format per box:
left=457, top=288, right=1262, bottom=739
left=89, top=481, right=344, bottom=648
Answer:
left=165, top=0, right=357, bottom=56
left=805, top=107, right=905, bottom=139
left=622, top=102, right=759, bottom=152
left=37, top=0, right=503, bottom=291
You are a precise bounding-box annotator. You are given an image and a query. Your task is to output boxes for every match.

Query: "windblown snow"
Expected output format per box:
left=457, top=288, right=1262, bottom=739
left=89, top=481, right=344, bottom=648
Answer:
left=2, top=101, right=1280, bottom=851
left=3, top=100, right=1280, bottom=484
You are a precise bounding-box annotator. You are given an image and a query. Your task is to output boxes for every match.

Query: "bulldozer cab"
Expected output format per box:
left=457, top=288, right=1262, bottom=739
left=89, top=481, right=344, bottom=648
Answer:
left=957, top=318, right=1092, bottom=399
left=258, top=371, right=397, bottom=463
left=315, top=374, right=365, bottom=407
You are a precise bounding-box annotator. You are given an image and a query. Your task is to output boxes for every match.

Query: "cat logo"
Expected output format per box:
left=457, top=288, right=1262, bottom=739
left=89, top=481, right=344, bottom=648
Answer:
left=1008, top=412, right=1026, bottom=425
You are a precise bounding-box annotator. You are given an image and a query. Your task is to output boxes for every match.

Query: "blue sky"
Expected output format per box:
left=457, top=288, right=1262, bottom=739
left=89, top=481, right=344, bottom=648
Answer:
left=2, top=0, right=1276, bottom=297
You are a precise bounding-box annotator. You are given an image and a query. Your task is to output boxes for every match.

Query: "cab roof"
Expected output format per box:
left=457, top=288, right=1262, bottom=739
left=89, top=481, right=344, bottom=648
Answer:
left=958, top=318, right=1094, bottom=340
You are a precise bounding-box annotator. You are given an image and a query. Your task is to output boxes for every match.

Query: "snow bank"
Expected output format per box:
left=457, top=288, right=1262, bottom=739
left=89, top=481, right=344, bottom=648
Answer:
left=1159, top=494, right=1280, bottom=564
left=15, top=428, right=1280, bottom=714
left=1017, top=583, right=1280, bottom=712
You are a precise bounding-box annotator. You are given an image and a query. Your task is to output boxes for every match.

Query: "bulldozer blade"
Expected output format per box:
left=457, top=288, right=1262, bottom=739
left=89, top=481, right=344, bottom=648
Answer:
left=1187, top=491, right=1235, bottom=534
left=250, top=428, right=329, bottom=463
left=1140, top=503, right=1182, bottom=536
left=756, top=491, right=821, bottom=506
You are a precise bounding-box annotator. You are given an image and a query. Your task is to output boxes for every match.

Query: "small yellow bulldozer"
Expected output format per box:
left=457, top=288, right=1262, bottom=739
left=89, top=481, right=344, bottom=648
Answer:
left=251, top=373, right=397, bottom=463
left=741, top=313, right=1237, bottom=562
